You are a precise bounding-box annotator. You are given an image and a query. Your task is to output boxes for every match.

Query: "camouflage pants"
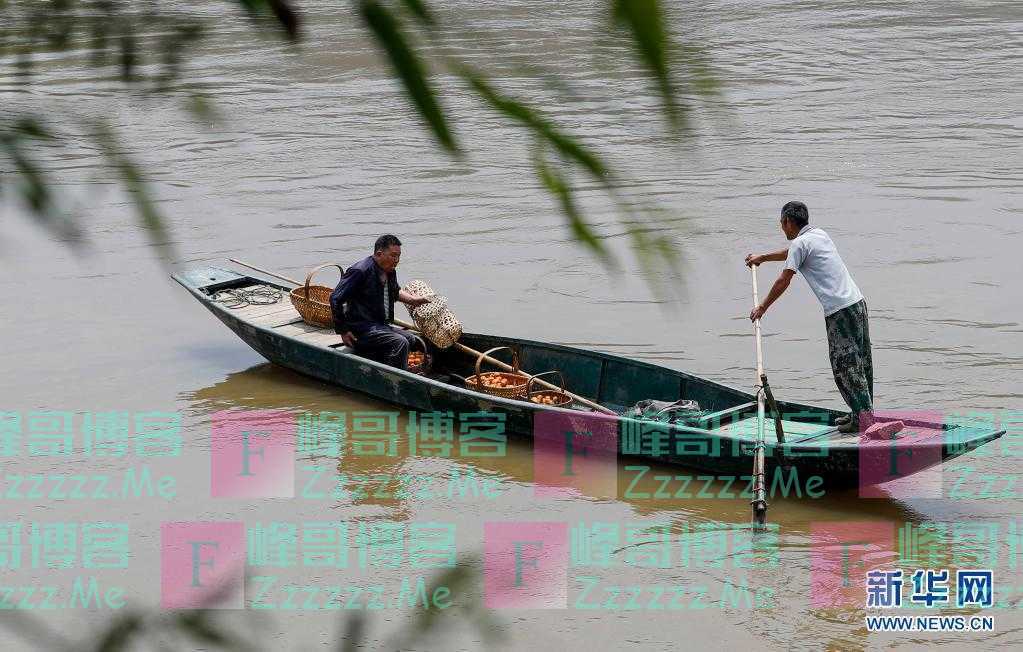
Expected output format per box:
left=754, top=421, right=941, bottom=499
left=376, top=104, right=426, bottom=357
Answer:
left=825, top=299, right=873, bottom=418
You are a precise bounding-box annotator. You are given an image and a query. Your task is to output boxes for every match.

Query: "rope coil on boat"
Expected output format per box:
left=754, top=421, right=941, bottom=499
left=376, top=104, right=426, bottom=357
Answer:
left=210, top=284, right=283, bottom=308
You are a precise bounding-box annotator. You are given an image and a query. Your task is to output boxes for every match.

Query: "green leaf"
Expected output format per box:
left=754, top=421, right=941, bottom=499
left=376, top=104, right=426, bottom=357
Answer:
left=358, top=0, right=458, bottom=154
left=610, top=0, right=682, bottom=131
left=337, top=612, right=367, bottom=652
left=454, top=65, right=610, bottom=182
left=677, top=43, right=721, bottom=97
left=13, top=117, right=55, bottom=141
left=118, top=31, right=137, bottom=82
left=236, top=0, right=301, bottom=40
left=184, top=93, right=221, bottom=126
left=0, top=127, right=85, bottom=245
left=91, top=122, right=175, bottom=261
left=88, top=11, right=112, bottom=67
left=92, top=613, right=142, bottom=652
left=176, top=610, right=248, bottom=650
left=398, top=0, right=435, bottom=26
left=625, top=222, right=683, bottom=301
left=532, top=142, right=615, bottom=268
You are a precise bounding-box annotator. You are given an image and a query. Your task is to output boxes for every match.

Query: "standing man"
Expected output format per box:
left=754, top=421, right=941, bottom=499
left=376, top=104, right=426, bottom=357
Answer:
left=745, top=201, right=873, bottom=433
left=330, top=234, right=430, bottom=370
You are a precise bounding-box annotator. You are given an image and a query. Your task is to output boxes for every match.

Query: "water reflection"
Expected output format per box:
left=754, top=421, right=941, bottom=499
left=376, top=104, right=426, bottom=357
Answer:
left=182, top=362, right=933, bottom=530
left=177, top=362, right=998, bottom=649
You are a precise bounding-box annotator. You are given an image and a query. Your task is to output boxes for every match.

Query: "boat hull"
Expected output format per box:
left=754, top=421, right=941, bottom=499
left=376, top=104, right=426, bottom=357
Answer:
left=174, top=267, right=1004, bottom=492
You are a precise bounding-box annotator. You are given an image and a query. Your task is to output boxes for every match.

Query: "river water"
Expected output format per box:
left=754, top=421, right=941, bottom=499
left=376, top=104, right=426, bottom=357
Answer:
left=2, top=1, right=1021, bottom=649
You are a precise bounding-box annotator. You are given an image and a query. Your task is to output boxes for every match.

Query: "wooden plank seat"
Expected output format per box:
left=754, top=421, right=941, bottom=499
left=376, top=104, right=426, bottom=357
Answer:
left=274, top=321, right=349, bottom=349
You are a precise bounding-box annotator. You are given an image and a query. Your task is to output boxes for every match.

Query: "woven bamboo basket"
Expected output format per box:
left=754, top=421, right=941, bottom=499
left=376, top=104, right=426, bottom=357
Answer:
left=464, top=346, right=529, bottom=399
left=403, top=279, right=462, bottom=349
left=406, top=333, right=432, bottom=375
left=290, top=263, right=342, bottom=328
left=526, top=371, right=573, bottom=407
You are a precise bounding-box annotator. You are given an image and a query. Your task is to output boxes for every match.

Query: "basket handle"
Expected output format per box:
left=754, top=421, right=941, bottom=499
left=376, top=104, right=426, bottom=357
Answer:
left=475, top=346, right=520, bottom=379
left=302, top=263, right=344, bottom=299
left=409, top=332, right=428, bottom=353
left=527, top=370, right=566, bottom=397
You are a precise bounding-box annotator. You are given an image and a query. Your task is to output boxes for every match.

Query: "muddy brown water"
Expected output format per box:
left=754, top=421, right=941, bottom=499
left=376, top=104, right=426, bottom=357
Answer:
left=1, top=1, right=1021, bottom=649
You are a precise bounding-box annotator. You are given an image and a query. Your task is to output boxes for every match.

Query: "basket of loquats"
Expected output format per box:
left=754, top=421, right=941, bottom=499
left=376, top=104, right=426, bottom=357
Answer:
left=405, top=334, right=432, bottom=375
left=464, top=346, right=529, bottom=399
left=525, top=370, right=573, bottom=407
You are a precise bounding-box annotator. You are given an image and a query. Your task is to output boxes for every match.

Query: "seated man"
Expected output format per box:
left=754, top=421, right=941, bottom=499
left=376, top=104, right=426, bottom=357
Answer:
left=329, top=234, right=429, bottom=369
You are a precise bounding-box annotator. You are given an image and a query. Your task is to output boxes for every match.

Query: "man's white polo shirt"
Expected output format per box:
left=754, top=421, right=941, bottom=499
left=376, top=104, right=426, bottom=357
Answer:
left=784, top=225, right=863, bottom=316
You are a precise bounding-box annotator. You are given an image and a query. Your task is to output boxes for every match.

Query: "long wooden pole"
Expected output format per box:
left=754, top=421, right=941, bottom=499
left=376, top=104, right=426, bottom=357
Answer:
left=228, top=258, right=617, bottom=415
left=750, top=265, right=768, bottom=527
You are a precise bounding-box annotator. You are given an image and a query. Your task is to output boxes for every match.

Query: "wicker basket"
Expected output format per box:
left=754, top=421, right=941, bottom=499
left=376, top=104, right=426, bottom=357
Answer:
left=403, top=279, right=462, bottom=349
left=464, top=346, right=529, bottom=399
left=406, top=333, right=432, bottom=375
left=526, top=371, right=573, bottom=407
left=290, top=263, right=342, bottom=328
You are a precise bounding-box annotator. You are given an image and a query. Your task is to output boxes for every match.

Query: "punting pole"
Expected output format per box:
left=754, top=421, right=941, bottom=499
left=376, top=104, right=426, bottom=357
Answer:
left=227, top=258, right=617, bottom=415
left=749, top=265, right=768, bottom=527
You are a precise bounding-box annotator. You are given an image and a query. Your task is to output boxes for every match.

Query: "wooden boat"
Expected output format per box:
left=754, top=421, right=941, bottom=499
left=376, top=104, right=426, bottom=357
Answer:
left=173, top=266, right=1004, bottom=491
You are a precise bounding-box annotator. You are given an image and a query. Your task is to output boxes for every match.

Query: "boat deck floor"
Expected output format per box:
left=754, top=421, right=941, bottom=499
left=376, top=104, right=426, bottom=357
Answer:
left=711, top=415, right=836, bottom=442
left=211, top=288, right=354, bottom=352
left=709, top=414, right=949, bottom=446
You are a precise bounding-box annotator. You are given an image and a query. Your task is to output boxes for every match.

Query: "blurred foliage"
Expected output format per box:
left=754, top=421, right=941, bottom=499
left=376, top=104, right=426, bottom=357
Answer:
left=0, top=1, right=723, bottom=645
left=0, top=0, right=722, bottom=285
left=0, top=0, right=301, bottom=260
left=359, top=0, right=723, bottom=291
left=0, top=560, right=503, bottom=650
left=358, top=0, right=458, bottom=154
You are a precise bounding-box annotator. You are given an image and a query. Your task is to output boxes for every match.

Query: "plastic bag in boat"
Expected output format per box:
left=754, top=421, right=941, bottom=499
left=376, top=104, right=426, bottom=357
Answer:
left=622, top=399, right=705, bottom=424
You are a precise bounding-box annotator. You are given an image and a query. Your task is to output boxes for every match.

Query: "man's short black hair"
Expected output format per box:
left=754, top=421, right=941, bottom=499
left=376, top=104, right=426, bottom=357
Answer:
left=781, top=201, right=809, bottom=228
left=374, top=234, right=402, bottom=253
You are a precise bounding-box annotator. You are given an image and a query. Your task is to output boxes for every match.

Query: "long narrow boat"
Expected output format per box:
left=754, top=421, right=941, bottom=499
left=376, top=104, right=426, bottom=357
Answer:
left=173, top=266, right=1004, bottom=491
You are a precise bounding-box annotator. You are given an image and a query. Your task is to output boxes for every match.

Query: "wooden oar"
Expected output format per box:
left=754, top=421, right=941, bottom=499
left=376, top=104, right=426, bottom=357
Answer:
left=227, top=258, right=617, bottom=415
left=750, top=265, right=768, bottom=527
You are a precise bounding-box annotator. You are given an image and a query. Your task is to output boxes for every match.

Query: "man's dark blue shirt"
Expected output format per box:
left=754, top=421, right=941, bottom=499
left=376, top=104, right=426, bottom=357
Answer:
left=330, top=255, right=400, bottom=335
